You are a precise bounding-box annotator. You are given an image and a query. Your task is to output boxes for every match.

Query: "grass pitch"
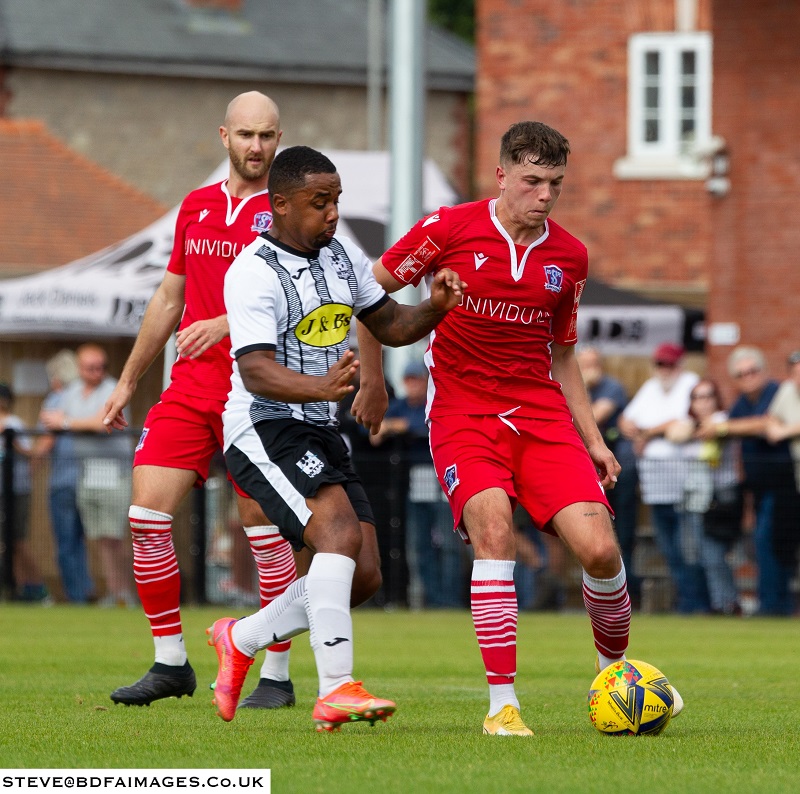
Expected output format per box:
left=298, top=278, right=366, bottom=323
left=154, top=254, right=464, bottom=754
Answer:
left=0, top=606, right=798, bottom=793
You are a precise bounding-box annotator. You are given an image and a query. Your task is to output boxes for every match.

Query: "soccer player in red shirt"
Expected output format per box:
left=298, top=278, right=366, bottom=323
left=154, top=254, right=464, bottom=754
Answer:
left=358, top=121, right=683, bottom=734
left=102, top=92, right=301, bottom=709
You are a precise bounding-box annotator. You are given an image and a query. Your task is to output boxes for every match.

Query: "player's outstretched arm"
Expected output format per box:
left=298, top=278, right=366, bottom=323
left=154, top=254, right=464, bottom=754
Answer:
left=239, top=349, right=359, bottom=404
left=359, top=268, right=466, bottom=348
left=553, top=343, right=620, bottom=489
left=102, top=271, right=187, bottom=432
left=351, top=319, right=389, bottom=434
left=176, top=314, right=230, bottom=359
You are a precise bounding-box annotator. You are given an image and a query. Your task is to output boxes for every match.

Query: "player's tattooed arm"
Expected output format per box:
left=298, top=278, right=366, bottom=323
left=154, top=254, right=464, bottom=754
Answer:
left=239, top=349, right=358, bottom=403
left=359, top=268, right=466, bottom=347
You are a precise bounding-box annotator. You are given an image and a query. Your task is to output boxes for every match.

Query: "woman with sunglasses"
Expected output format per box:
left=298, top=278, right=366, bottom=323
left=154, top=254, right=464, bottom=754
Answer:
left=668, top=379, right=742, bottom=615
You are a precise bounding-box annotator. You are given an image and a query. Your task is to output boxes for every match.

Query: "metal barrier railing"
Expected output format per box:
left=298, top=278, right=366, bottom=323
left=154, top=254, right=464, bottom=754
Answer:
left=2, top=426, right=797, bottom=614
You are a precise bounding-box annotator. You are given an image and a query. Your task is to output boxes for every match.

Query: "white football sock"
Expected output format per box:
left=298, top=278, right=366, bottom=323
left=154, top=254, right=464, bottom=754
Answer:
left=598, top=651, right=627, bottom=671
left=232, top=577, right=309, bottom=657
left=305, top=553, right=356, bottom=698
left=489, top=683, right=520, bottom=716
left=259, top=649, right=290, bottom=681
left=153, top=634, right=186, bottom=667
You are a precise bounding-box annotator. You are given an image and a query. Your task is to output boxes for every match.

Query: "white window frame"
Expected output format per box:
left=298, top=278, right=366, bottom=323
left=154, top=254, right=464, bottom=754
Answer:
left=615, top=31, right=713, bottom=180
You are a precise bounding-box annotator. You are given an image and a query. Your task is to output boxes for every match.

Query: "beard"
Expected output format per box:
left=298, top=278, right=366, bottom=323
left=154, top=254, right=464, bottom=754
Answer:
left=229, top=148, right=270, bottom=182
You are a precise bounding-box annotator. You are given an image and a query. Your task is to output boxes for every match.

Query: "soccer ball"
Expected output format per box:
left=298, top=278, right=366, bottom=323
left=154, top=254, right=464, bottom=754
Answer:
left=588, top=659, right=674, bottom=736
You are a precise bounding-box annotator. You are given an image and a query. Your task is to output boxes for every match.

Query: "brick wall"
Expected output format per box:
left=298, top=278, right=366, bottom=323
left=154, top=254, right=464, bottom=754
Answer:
left=6, top=72, right=470, bottom=206
left=707, top=0, right=800, bottom=387
left=476, top=0, right=713, bottom=304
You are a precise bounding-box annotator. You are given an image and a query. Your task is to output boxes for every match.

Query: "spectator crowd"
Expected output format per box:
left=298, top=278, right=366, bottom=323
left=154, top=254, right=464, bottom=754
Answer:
left=1, top=343, right=799, bottom=617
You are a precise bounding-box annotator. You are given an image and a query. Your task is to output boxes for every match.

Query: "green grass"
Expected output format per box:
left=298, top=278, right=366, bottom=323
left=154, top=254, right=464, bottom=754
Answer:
left=1, top=607, right=799, bottom=793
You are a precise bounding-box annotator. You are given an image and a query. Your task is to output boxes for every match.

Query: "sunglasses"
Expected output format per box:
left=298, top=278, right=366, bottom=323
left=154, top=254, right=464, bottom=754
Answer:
left=733, top=367, right=761, bottom=379
left=655, top=361, right=677, bottom=368
left=691, top=392, right=715, bottom=400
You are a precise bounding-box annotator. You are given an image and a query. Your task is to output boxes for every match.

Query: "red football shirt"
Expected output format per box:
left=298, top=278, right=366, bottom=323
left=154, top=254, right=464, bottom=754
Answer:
left=166, top=180, right=272, bottom=400
left=382, top=198, right=588, bottom=419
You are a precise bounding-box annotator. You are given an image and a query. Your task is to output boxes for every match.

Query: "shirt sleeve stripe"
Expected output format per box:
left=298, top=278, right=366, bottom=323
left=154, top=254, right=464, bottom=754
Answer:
left=356, top=293, right=390, bottom=319
left=234, top=343, right=276, bottom=359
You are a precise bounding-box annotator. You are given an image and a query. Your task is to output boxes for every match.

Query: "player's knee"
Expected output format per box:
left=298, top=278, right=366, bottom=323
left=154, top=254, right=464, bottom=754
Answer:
left=305, top=512, right=362, bottom=558
left=582, top=540, right=623, bottom=579
left=470, top=527, right=516, bottom=560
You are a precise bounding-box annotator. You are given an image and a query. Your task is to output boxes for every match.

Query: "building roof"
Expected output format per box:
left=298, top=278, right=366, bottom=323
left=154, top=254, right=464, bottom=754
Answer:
left=0, top=0, right=475, bottom=92
left=0, top=119, right=166, bottom=275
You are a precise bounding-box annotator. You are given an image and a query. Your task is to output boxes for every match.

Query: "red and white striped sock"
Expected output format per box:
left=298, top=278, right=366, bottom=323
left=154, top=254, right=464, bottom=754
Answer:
left=582, top=561, right=631, bottom=667
left=244, top=525, right=297, bottom=680
left=129, top=506, right=183, bottom=664
left=471, top=559, right=518, bottom=692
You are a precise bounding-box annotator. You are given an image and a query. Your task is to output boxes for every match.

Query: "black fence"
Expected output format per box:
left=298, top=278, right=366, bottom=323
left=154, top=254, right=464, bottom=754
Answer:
left=2, top=427, right=798, bottom=615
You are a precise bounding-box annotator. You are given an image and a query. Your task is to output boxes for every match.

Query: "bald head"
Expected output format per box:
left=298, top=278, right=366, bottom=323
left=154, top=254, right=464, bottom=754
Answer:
left=220, top=92, right=282, bottom=189
left=224, top=91, right=280, bottom=129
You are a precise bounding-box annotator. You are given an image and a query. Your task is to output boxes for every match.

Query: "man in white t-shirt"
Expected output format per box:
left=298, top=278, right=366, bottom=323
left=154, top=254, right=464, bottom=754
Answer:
left=618, top=343, right=700, bottom=613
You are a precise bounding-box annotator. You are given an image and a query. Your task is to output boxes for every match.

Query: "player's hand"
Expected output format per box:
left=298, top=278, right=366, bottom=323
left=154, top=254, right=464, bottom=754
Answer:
left=587, top=441, right=621, bottom=490
left=176, top=316, right=229, bottom=359
left=320, top=350, right=360, bottom=402
left=351, top=378, right=389, bottom=434
left=429, top=268, right=467, bottom=313
left=102, top=382, right=134, bottom=433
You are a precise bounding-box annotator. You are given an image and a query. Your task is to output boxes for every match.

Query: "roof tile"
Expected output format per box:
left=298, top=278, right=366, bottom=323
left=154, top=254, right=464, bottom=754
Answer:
left=0, top=119, right=166, bottom=276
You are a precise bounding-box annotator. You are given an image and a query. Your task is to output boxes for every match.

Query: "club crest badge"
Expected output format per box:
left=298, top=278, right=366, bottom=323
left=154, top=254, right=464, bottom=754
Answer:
left=543, top=264, right=564, bottom=293
left=297, top=450, right=324, bottom=478
left=251, top=211, right=273, bottom=234
left=443, top=464, right=459, bottom=495
left=329, top=250, right=350, bottom=279
left=135, top=427, right=149, bottom=452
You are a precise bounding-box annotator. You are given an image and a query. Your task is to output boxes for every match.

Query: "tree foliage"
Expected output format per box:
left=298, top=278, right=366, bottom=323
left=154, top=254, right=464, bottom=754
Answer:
left=428, top=0, right=475, bottom=43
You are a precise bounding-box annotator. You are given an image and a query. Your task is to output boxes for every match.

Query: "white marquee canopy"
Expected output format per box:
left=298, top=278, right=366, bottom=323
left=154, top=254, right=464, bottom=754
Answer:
left=0, top=150, right=693, bottom=356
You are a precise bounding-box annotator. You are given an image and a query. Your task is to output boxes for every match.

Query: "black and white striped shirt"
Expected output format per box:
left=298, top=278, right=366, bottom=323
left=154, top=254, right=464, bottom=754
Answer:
left=223, top=233, right=388, bottom=449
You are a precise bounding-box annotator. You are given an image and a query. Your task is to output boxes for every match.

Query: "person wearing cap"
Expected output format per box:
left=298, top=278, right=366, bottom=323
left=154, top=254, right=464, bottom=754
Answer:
left=618, top=342, right=702, bottom=613
left=370, top=359, right=466, bottom=609
left=695, top=346, right=794, bottom=616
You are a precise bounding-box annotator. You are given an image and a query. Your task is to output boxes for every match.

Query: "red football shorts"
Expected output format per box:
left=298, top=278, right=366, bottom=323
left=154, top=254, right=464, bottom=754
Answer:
left=428, top=413, right=612, bottom=540
left=133, top=388, right=225, bottom=486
